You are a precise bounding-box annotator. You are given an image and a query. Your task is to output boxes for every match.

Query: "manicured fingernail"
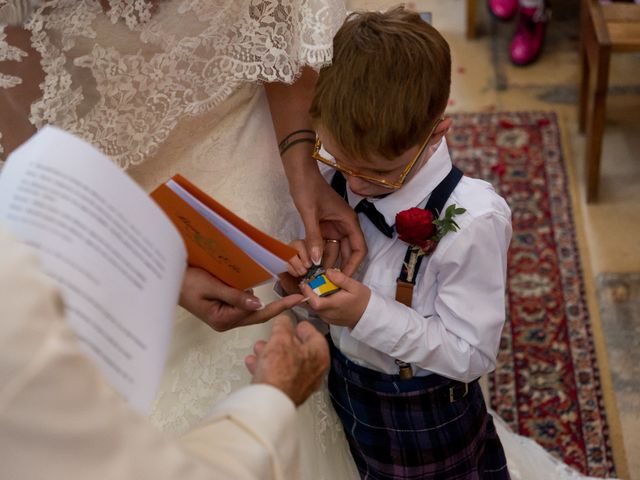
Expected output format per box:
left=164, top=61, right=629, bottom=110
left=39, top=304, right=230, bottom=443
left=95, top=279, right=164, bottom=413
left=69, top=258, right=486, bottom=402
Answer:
left=311, top=247, right=322, bottom=265
left=299, top=297, right=310, bottom=304
left=245, top=297, right=263, bottom=310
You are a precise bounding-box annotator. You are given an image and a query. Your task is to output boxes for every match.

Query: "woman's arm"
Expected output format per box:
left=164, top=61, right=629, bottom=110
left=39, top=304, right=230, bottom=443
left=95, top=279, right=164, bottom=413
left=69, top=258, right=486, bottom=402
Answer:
left=264, top=67, right=366, bottom=276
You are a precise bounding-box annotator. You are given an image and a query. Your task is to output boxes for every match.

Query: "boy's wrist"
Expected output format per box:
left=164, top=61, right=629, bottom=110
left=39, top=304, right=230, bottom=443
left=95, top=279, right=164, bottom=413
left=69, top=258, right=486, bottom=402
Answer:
left=345, top=285, right=371, bottom=329
left=342, top=284, right=372, bottom=330
left=350, top=289, right=385, bottom=338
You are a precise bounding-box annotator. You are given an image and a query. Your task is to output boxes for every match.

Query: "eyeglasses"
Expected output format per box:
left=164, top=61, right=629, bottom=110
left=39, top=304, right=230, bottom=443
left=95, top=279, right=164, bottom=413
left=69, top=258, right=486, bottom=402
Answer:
left=312, top=119, right=442, bottom=190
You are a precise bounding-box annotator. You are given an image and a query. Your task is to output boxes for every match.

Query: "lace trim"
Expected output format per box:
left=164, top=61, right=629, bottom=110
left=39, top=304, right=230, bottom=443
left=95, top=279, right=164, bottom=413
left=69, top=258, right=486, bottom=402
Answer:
left=0, top=29, right=25, bottom=157
left=103, top=0, right=153, bottom=28
left=0, top=0, right=38, bottom=25
left=0, top=29, right=26, bottom=87
left=1, top=0, right=345, bottom=167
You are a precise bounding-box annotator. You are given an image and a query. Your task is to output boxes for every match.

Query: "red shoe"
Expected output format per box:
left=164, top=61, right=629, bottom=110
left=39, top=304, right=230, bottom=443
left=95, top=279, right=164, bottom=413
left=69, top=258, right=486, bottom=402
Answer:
left=487, top=0, right=518, bottom=21
left=509, top=4, right=551, bottom=66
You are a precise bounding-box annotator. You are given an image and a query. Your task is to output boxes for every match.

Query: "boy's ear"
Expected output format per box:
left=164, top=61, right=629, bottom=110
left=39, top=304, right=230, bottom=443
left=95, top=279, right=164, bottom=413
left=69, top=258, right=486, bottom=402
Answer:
left=430, top=117, right=453, bottom=145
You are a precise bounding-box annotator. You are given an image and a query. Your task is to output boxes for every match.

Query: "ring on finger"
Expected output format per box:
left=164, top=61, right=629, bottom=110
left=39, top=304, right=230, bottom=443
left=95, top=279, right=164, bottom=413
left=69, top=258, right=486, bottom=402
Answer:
left=325, top=239, right=340, bottom=244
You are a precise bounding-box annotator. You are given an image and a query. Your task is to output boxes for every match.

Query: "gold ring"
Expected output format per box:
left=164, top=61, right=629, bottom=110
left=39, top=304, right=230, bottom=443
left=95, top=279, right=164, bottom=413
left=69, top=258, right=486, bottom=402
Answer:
left=325, top=239, right=340, bottom=244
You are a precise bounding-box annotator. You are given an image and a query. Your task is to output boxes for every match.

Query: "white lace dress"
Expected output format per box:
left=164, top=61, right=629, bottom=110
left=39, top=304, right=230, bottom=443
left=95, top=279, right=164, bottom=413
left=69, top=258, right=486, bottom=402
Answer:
left=0, top=2, right=617, bottom=478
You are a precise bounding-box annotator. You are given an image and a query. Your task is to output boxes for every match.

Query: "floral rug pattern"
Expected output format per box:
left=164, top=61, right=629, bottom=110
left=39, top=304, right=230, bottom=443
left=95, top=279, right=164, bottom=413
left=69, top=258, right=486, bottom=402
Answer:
left=447, top=111, right=616, bottom=477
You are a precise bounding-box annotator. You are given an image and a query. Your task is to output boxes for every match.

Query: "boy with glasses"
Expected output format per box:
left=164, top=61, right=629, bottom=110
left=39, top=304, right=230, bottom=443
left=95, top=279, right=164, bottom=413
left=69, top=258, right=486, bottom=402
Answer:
left=281, top=6, right=512, bottom=479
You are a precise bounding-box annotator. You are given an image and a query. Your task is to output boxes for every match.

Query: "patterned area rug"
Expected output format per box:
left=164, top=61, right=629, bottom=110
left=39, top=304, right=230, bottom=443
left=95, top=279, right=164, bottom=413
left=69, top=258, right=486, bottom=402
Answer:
left=447, top=111, right=616, bottom=477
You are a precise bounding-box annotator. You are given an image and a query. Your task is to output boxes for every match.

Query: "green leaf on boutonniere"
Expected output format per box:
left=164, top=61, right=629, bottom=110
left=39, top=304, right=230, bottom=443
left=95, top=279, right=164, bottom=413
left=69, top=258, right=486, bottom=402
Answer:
left=432, top=204, right=466, bottom=241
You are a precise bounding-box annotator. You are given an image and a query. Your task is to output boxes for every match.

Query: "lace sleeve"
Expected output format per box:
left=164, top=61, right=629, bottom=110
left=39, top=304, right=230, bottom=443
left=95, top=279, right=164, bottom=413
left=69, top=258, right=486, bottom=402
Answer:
left=0, top=0, right=40, bottom=25
left=0, top=31, right=22, bottom=159
left=0, top=31, right=25, bottom=88
left=0, top=0, right=346, bottom=166
left=0, top=28, right=26, bottom=142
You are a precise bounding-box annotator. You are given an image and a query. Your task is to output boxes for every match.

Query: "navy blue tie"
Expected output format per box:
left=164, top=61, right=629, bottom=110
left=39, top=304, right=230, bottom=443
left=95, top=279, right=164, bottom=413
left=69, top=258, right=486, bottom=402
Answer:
left=355, top=199, right=394, bottom=238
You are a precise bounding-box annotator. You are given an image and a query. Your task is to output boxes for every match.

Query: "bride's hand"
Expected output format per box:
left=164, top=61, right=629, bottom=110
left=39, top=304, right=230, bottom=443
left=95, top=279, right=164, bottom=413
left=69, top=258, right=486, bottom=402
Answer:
left=180, top=267, right=304, bottom=332
left=290, top=171, right=367, bottom=277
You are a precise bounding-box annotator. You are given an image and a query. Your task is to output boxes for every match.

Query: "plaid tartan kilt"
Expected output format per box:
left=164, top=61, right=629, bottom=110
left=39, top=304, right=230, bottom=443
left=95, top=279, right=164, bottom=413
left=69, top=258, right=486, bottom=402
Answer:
left=328, top=342, right=509, bottom=480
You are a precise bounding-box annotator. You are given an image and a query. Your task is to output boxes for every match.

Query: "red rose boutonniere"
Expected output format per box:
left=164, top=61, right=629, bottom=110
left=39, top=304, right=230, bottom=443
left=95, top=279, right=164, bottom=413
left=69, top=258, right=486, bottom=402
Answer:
left=395, top=204, right=467, bottom=281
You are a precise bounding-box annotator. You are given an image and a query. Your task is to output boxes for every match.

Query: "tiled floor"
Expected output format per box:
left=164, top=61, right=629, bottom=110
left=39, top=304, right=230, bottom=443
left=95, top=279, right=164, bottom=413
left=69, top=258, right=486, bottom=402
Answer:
left=348, top=1, right=640, bottom=478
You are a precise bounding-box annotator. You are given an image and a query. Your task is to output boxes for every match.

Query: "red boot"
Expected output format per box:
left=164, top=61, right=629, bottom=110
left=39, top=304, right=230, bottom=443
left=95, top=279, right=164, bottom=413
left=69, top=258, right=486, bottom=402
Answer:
left=510, top=2, right=551, bottom=66
left=488, top=0, right=519, bottom=21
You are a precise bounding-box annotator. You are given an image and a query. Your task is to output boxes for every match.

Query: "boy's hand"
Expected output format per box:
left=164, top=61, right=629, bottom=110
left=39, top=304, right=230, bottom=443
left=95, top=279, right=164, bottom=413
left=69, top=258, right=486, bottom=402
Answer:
left=279, top=239, right=342, bottom=296
left=279, top=240, right=311, bottom=295
left=300, top=269, right=370, bottom=329
left=287, top=240, right=312, bottom=277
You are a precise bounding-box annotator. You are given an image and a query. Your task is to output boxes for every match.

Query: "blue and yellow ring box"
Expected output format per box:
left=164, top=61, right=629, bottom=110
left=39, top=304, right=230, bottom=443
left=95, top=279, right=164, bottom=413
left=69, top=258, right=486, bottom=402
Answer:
left=304, top=267, right=340, bottom=297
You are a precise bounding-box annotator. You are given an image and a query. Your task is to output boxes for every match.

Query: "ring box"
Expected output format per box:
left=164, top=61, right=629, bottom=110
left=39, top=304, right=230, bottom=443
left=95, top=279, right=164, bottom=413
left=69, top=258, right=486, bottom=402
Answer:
left=304, top=265, right=340, bottom=297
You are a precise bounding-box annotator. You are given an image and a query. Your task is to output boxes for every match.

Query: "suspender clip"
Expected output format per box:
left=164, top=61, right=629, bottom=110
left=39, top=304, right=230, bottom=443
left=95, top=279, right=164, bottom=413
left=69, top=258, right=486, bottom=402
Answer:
left=449, top=382, right=469, bottom=403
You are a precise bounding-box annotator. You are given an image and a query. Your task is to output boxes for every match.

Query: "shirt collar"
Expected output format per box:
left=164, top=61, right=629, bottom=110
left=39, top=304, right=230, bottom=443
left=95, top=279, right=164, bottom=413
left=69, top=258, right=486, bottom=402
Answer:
left=345, top=138, right=453, bottom=228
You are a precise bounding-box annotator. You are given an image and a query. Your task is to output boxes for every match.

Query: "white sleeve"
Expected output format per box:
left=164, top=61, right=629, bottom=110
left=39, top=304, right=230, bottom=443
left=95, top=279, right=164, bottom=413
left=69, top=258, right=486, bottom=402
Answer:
left=180, top=385, right=299, bottom=480
left=0, top=226, right=298, bottom=480
left=350, top=213, right=512, bottom=382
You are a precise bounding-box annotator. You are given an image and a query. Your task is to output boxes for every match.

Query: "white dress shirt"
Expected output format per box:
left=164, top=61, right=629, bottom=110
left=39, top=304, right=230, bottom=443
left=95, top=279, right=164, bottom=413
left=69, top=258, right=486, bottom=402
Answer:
left=0, top=225, right=299, bottom=480
left=326, top=139, right=512, bottom=383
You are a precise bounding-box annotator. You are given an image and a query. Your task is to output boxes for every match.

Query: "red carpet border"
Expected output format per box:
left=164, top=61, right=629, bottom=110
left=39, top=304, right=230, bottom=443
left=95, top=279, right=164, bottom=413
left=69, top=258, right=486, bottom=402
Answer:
left=447, top=111, right=616, bottom=477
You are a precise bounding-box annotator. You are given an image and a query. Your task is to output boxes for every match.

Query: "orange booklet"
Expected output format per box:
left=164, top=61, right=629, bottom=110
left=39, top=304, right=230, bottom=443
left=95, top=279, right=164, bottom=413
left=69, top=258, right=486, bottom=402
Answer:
left=151, top=175, right=297, bottom=290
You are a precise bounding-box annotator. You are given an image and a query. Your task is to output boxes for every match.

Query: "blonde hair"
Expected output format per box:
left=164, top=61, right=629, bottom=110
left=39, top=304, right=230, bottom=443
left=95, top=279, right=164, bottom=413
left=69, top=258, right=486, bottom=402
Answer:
left=310, top=6, right=451, bottom=162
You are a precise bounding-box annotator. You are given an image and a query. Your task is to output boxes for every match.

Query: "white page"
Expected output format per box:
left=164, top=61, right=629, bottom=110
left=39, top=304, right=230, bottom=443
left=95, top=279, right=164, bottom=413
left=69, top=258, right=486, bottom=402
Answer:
left=166, top=179, right=289, bottom=276
left=0, top=127, right=187, bottom=413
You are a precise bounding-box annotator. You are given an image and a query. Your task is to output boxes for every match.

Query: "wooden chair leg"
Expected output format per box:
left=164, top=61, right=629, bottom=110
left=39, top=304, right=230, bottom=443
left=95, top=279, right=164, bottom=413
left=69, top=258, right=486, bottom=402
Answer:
left=578, top=3, right=590, bottom=134
left=585, top=44, right=611, bottom=202
left=578, top=52, right=589, bottom=134
left=466, top=0, right=477, bottom=39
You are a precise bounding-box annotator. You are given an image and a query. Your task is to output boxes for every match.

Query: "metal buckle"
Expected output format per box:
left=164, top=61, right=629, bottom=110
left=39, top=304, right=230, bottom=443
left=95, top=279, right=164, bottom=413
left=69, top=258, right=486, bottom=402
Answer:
left=449, top=382, right=469, bottom=403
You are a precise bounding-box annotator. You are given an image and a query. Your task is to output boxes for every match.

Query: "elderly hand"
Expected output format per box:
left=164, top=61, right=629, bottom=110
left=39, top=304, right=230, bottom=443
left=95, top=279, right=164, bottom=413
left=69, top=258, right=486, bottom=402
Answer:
left=179, top=267, right=304, bottom=332
left=245, top=317, right=329, bottom=406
